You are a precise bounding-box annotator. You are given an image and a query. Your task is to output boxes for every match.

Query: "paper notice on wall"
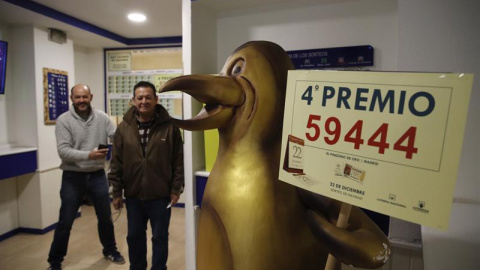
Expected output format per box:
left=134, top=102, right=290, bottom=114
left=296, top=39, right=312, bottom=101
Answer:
left=107, top=52, right=132, bottom=71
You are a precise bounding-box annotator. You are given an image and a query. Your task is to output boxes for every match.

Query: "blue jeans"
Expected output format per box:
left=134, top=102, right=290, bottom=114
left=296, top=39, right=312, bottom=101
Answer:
left=126, top=197, right=171, bottom=270
left=48, top=169, right=118, bottom=266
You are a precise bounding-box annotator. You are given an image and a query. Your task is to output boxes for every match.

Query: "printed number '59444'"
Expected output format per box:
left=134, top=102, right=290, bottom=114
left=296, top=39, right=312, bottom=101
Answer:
left=305, top=114, right=418, bottom=159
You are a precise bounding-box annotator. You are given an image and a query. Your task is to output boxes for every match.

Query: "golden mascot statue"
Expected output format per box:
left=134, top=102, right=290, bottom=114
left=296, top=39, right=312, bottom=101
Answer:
left=161, top=41, right=390, bottom=270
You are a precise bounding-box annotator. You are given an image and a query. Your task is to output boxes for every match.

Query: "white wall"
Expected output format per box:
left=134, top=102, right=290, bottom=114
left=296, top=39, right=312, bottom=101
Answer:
left=192, top=3, right=218, bottom=75
left=74, top=46, right=105, bottom=112
left=397, top=0, right=480, bottom=202
left=6, top=26, right=37, bottom=149
left=39, top=169, right=63, bottom=227
left=397, top=1, right=480, bottom=269
left=0, top=178, right=19, bottom=235
left=73, top=45, right=89, bottom=88
left=34, top=27, right=74, bottom=171
left=216, top=0, right=398, bottom=71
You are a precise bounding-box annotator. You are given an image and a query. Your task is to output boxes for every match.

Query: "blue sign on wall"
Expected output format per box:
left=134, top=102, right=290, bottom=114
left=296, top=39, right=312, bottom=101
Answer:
left=287, top=45, right=374, bottom=70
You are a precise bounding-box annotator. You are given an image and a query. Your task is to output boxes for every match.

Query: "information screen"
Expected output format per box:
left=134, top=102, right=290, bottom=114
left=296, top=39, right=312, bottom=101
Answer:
left=0, top=40, right=7, bottom=95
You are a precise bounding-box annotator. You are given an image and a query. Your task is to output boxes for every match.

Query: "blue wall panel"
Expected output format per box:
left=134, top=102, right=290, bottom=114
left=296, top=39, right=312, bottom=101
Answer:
left=0, top=151, right=37, bottom=180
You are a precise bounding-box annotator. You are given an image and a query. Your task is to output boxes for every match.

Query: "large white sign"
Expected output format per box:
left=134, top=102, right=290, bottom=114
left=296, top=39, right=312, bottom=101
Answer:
left=279, top=71, right=473, bottom=230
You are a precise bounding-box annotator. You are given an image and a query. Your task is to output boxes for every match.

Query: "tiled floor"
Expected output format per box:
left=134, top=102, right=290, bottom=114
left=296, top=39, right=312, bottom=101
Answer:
left=0, top=205, right=186, bottom=270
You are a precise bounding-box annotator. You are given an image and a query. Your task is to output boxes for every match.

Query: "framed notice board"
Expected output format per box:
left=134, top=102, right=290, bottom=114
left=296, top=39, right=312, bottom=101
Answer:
left=43, top=68, right=69, bottom=125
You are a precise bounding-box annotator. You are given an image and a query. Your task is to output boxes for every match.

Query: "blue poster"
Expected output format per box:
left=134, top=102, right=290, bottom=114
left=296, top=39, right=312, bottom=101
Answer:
left=287, top=45, right=374, bottom=70
left=44, top=68, right=69, bottom=124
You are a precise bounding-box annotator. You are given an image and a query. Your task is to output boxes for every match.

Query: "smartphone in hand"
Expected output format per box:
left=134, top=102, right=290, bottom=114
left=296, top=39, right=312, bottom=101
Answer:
left=98, top=144, right=108, bottom=150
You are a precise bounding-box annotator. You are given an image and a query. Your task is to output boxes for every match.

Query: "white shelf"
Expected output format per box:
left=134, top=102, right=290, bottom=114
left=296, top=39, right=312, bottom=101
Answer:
left=0, top=145, right=37, bottom=156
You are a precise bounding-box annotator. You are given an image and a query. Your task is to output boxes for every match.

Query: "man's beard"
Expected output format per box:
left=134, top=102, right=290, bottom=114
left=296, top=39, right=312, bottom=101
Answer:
left=74, top=103, right=91, bottom=114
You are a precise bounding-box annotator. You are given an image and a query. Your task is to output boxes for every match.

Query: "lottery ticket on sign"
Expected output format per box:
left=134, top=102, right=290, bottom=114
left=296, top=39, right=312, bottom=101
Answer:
left=343, top=163, right=366, bottom=183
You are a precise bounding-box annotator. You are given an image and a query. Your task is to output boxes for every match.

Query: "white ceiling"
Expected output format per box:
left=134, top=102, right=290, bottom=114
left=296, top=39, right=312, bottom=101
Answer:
left=0, top=0, right=184, bottom=48
left=0, top=0, right=327, bottom=48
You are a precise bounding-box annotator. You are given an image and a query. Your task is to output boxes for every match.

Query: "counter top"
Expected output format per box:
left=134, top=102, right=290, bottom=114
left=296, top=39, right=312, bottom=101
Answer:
left=0, top=145, right=38, bottom=156
left=195, top=170, right=210, bottom=177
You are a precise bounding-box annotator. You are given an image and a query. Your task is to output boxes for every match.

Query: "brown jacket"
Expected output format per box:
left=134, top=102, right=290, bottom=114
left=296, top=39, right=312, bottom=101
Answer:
left=109, top=105, right=184, bottom=200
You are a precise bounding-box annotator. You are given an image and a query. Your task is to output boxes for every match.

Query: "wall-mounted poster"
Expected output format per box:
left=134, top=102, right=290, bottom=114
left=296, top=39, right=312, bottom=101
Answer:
left=43, top=68, right=69, bottom=125
left=0, top=40, right=7, bottom=95
left=105, top=46, right=183, bottom=124
left=287, top=45, right=374, bottom=70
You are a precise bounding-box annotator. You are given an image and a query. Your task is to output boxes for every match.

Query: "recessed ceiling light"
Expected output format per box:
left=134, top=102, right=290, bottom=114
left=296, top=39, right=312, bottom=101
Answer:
left=127, top=13, right=147, bottom=22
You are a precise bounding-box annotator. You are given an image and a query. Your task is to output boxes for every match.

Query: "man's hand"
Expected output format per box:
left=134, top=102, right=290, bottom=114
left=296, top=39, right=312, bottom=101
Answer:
left=170, top=194, right=180, bottom=207
left=88, top=148, right=108, bottom=160
left=113, top=197, right=123, bottom=210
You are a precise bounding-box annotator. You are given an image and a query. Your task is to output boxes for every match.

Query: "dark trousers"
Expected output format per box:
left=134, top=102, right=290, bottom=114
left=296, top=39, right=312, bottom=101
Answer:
left=126, top=197, right=171, bottom=270
left=48, top=169, right=117, bottom=266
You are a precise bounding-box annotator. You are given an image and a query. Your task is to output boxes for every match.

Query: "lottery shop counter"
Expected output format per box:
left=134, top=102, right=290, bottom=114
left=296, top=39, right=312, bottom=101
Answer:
left=0, top=145, right=37, bottom=181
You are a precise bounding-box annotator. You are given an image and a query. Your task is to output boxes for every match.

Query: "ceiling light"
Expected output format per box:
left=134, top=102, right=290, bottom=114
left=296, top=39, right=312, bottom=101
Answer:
left=128, top=13, right=147, bottom=22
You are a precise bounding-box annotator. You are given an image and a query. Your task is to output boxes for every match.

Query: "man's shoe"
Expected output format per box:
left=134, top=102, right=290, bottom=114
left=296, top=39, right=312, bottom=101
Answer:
left=48, top=265, right=62, bottom=270
left=104, top=251, right=126, bottom=264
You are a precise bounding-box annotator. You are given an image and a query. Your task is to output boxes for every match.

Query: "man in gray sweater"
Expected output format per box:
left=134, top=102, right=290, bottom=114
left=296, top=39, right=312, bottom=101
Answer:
left=47, top=84, right=125, bottom=270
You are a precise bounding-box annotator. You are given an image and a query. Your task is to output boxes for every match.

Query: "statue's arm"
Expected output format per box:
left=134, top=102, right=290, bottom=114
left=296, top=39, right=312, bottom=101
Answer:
left=298, top=188, right=391, bottom=269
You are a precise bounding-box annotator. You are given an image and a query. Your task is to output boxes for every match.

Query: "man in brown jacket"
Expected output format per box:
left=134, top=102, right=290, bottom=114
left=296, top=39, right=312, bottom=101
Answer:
left=109, top=81, right=184, bottom=270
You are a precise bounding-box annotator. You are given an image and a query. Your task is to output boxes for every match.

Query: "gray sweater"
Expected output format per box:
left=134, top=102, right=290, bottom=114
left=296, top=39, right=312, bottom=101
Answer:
left=56, top=105, right=116, bottom=172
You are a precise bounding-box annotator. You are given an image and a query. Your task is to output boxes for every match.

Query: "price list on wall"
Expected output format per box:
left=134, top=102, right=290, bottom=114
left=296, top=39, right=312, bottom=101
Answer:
left=105, top=47, right=183, bottom=124
left=43, top=68, right=69, bottom=125
left=107, top=70, right=183, bottom=119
